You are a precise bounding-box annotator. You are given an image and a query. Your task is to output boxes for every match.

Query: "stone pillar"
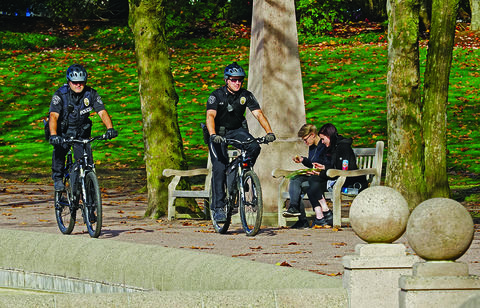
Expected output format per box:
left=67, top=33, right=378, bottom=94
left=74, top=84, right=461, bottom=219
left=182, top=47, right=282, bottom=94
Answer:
left=342, top=186, right=418, bottom=307
left=399, top=198, right=480, bottom=308
left=246, top=0, right=306, bottom=225
left=399, top=262, right=480, bottom=307
left=343, top=243, right=420, bottom=307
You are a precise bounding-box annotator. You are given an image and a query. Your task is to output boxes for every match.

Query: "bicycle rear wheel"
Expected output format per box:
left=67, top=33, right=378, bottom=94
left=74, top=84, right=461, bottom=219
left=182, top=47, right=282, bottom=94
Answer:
left=55, top=176, right=76, bottom=234
left=83, top=171, right=102, bottom=238
left=239, top=170, right=263, bottom=236
left=210, top=183, right=232, bottom=234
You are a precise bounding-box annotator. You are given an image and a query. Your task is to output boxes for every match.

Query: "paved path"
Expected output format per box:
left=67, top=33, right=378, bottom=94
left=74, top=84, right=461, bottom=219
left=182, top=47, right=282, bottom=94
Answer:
left=1, top=178, right=479, bottom=277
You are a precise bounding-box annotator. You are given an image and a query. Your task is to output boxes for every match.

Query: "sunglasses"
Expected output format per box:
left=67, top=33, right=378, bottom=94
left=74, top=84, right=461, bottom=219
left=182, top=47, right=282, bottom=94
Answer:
left=228, top=78, right=244, bottom=83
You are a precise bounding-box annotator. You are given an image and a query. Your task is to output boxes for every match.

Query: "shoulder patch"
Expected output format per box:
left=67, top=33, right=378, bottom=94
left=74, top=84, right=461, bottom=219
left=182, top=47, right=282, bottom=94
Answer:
left=208, top=95, right=216, bottom=105
left=96, top=96, right=104, bottom=105
left=52, top=95, right=61, bottom=106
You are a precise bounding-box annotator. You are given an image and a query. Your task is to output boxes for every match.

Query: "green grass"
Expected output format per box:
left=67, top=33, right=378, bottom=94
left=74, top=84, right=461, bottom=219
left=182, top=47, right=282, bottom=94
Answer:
left=0, top=23, right=478, bottom=203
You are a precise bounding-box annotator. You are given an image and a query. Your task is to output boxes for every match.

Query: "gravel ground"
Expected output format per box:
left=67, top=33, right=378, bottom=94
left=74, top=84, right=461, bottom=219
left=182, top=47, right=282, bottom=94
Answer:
left=1, top=178, right=479, bottom=277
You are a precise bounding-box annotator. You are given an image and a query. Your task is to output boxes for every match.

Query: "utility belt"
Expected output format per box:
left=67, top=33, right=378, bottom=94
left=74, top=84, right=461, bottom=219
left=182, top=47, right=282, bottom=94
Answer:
left=201, top=120, right=248, bottom=144
left=217, top=120, right=248, bottom=137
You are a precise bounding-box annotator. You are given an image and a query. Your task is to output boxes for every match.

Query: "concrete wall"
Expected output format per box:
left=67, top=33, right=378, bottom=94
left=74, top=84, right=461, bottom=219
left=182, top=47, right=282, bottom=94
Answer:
left=0, top=229, right=347, bottom=307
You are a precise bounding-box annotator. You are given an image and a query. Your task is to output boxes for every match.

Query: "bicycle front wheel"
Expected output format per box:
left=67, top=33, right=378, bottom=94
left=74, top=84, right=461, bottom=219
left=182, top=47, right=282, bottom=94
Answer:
left=239, top=170, right=263, bottom=236
left=55, top=176, right=76, bottom=234
left=83, top=171, right=102, bottom=238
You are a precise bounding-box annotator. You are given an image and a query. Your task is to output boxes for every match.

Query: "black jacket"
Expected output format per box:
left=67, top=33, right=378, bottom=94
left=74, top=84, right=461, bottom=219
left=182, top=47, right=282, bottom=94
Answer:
left=326, top=134, right=368, bottom=190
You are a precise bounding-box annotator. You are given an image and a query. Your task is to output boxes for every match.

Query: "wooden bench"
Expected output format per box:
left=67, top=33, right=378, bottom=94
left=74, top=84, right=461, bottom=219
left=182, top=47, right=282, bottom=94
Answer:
left=271, top=141, right=384, bottom=227
left=162, top=150, right=239, bottom=221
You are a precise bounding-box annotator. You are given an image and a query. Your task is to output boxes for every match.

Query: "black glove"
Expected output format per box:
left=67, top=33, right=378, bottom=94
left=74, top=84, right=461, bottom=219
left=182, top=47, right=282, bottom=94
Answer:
left=265, top=133, right=276, bottom=143
left=105, top=128, right=118, bottom=140
left=210, top=134, right=224, bottom=144
left=49, top=135, right=62, bottom=146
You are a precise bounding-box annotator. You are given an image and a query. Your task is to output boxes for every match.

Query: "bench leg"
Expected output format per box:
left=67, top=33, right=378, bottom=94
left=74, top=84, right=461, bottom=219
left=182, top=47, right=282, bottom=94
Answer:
left=167, top=176, right=181, bottom=221
left=332, top=176, right=346, bottom=228
left=167, top=194, right=176, bottom=221
left=278, top=198, right=287, bottom=227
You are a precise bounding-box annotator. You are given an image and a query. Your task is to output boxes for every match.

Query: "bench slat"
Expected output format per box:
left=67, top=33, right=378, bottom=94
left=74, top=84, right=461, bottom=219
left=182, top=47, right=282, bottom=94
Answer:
left=172, top=190, right=210, bottom=198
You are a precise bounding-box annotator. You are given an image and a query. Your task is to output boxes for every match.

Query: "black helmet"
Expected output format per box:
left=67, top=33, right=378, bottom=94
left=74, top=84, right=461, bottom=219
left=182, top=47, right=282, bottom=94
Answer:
left=66, top=64, right=88, bottom=82
left=224, top=62, right=246, bottom=80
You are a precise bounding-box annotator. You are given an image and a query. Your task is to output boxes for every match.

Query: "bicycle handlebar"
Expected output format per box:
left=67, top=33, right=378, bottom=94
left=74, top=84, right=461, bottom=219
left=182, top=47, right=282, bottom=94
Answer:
left=62, top=134, right=108, bottom=144
left=224, top=136, right=270, bottom=145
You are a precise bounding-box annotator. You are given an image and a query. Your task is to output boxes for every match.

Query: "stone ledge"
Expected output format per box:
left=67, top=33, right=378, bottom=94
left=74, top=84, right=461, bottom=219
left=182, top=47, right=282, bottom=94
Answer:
left=0, top=229, right=342, bottom=292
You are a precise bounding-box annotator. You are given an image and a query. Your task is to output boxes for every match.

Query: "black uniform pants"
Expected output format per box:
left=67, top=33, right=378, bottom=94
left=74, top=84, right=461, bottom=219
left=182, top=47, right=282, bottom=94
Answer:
left=51, top=127, right=93, bottom=181
left=209, top=127, right=261, bottom=209
left=51, top=143, right=93, bottom=181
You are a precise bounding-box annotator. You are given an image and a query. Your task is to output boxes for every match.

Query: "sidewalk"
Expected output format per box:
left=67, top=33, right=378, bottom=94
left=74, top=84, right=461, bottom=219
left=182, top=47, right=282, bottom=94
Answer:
left=1, top=178, right=479, bottom=277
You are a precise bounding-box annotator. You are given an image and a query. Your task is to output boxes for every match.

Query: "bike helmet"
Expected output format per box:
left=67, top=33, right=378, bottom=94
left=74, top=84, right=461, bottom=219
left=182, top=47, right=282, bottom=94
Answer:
left=66, top=64, right=88, bottom=83
left=224, top=62, right=246, bottom=80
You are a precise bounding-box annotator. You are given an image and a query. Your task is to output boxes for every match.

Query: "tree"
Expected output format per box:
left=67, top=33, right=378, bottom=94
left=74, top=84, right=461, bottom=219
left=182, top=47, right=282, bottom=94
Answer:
left=386, top=0, right=426, bottom=209
left=386, top=0, right=458, bottom=209
left=128, top=0, right=187, bottom=218
left=423, top=0, right=458, bottom=198
left=472, top=0, right=480, bottom=30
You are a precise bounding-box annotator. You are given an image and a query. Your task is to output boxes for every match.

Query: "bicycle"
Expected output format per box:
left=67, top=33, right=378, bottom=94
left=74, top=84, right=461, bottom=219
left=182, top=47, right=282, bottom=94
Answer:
left=54, top=134, right=107, bottom=238
left=210, top=137, right=269, bottom=236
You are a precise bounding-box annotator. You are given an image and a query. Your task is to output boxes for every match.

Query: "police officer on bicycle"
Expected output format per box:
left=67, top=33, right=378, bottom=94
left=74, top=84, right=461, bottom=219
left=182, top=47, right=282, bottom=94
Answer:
left=48, top=64, right=118, bottom=191
left=206, top=62, right=275, bottom=222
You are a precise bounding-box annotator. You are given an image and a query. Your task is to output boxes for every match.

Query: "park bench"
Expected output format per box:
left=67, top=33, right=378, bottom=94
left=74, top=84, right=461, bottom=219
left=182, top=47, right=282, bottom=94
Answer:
left=271, top=141, right=384, bottom=227
left=162, top=150, right=239, bottom=221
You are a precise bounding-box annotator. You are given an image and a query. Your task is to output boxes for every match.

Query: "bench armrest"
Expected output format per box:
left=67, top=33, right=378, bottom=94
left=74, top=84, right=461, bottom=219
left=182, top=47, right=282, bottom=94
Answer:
left=163, top=168, right=210, bottom=177
left=326, top=168, right=377, bottom=178
left=271, top=168, right=297, bottom=178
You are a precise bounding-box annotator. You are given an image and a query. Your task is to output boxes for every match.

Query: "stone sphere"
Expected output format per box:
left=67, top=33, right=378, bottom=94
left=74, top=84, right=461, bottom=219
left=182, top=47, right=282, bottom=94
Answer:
left=350, top=186, right=410, bottom=243
left=407, top=198, right=474, bottom=261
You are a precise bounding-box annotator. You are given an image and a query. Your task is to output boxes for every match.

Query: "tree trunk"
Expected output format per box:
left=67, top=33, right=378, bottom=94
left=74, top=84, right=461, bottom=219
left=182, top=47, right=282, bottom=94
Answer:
left=422, top=0, right=458, bottom=198
left=386, top=0, right=427, bottom=210
left=419, top=0, right=432, bottom=31
left=471, top=0, right=480, bottom=30
left=129, top=0, right=186, bottom=218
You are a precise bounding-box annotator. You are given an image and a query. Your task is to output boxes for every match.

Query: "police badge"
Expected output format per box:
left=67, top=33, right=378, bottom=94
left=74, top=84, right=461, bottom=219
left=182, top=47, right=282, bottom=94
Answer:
left=240, top=97, right=246, bottom=105
left=84, top=98, right=90, bottom=106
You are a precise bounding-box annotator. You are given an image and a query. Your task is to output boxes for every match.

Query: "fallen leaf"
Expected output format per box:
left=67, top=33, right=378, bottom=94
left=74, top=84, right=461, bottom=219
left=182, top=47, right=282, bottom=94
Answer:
left=277, top=261, right=292, bottom=267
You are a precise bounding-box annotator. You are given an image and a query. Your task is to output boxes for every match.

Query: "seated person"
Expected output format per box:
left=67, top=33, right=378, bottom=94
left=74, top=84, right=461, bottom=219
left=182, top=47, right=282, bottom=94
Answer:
left=283, top=124, right=334, bottom=228
left=309, top=123, right=368, bottom=224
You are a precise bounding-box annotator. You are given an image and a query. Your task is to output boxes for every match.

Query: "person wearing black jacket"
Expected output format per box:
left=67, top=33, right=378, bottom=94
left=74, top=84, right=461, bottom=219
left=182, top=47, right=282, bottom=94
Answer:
left=206, top=62, right=276, bottom=223
left=283, top=124, right=334, bottom=228
left=48, top=64, right=118, bottom=191
left=308, top=123, right=368, bottom=226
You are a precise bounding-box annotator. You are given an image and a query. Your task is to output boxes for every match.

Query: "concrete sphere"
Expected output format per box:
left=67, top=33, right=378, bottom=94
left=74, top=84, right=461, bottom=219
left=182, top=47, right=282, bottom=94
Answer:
left=350, top=186, right=409, bottom=243
left=407, top=198, right=474, bottom=261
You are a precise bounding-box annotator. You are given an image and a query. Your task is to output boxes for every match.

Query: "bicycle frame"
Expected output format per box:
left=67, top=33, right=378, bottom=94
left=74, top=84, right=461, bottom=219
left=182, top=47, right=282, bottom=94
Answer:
left=211, top=136, right=268, bottom=236
left=55, top=134, right=106, bottom=238
left=66, top=136, right=102, bottom=201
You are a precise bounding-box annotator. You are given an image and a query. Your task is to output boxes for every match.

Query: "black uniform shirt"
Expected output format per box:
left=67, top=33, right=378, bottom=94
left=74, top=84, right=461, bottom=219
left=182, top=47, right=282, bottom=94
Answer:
left=49, top=84, right=106, bottom=128
left=206, top=86, right=261, bottom=131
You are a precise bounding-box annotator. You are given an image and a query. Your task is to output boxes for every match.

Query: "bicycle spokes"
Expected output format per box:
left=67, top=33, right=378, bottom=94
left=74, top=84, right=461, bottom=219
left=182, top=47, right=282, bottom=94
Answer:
left=239, top=170, right=263, bottom=236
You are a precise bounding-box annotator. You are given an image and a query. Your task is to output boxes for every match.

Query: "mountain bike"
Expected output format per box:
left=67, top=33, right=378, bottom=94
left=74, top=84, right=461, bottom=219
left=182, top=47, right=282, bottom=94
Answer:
left=210, top=137, right=269, bottom=236
left=54, top=135, right=107, bottom=238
